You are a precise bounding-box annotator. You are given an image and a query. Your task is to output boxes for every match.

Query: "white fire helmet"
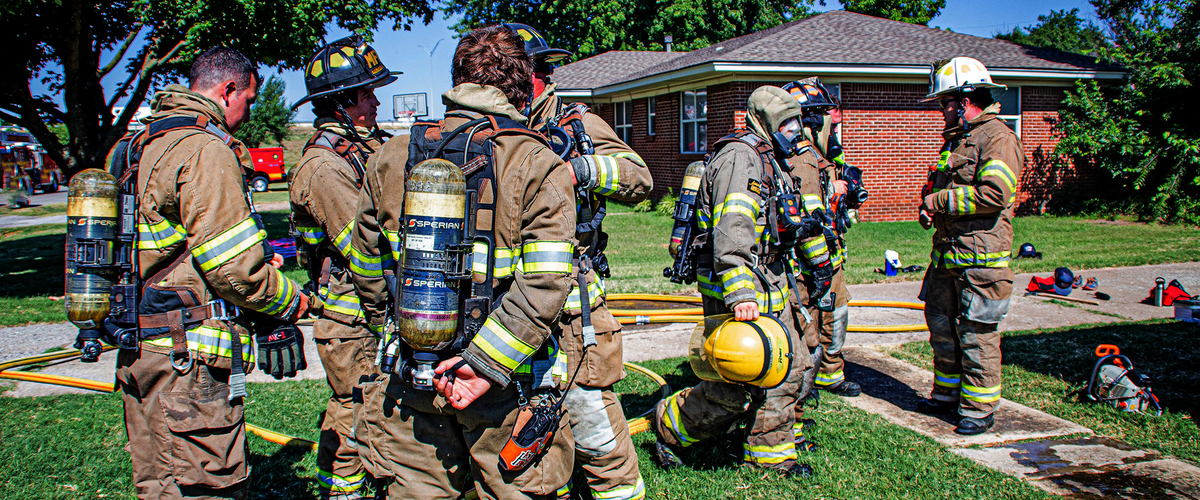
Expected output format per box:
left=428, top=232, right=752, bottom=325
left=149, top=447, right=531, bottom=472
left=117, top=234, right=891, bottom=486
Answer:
left=922, top=57, right=1006, bottom=102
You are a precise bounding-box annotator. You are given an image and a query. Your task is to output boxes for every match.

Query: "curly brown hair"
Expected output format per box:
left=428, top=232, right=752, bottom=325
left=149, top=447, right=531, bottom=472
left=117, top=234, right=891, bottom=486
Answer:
left=452, top=26, right=534, bottom=109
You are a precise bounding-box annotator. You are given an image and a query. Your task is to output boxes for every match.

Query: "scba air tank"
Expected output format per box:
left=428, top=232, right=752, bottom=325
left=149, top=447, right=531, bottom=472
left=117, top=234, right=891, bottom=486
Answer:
left=65, top=169, right=119, bottom=337
left=668, top=161, right=706, bottom=257
left=397, top=158, right=467, bottom=351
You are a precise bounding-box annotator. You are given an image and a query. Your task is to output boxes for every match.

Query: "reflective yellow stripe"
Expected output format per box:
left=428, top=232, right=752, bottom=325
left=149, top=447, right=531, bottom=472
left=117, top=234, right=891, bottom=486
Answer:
left=192, top=217, right=265, bottom=272
left=590, top=155, right=621, bottom=196
left=800, top=236, right=829, bottom=261
left=931, top=248, right=1010, bottom=268
left=664, top=390, right=698, bottom=446
left=713, top=192, right=759, bottom=226
left=611, top=151, right=646, bottom=167
left=317, top=469, right=367, bottom=493
left=815, top=370, right=844, bottom=387
left=494, top=246, right=519, bottom=278
left=719, top=266, right=755, bottom=295
left=962, top=383, right=1002, bottom=403
left=384, top=229, right=401, bottom=266
left=592, top=478, right=646, bottom=500
left=137, top=219, right=185, bottom=250
left=470, top=317, right=536, bottom=371
left=949, top=186, right=976, bottom=215
left=980, top=159, right=1018, bottom=204
left=743, top=441, right=797, bottom=465
left=519, top=241, right=574, bottom=274
left=802, top=194, right=824, bottom=212
left=697, top=273, right=722, bottom=300
left=563, top=278, right=605, bottom=311
left=332, top=221, right=354, bottom=257
left=697, top=209, right=713, bottom=229
left=698, top=270, right=788, bottom=312
left=321, top=290, right=363, bottom=318
left=934, top=369, right=961, bottom=388
left=295, top=225, right=325, bottom=246
left=256, top=272, right=297, bottom=316
left=556, top=482, right=572, bottom=498
left=145, top=325, right=253, bottom=362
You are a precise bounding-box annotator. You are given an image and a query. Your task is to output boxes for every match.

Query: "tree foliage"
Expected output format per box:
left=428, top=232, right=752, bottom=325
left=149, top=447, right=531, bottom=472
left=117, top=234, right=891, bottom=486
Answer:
left=1054, top=0, right=1199, bottom=223
left=233, top=75, right=294, bottom=148
left=445, top=0, right=818, bottom=58
left=0, top=0, right=433, bottom=177
left=995, top=8, right=1110, bottom=55
left=840, top=0, right=944, bottom=25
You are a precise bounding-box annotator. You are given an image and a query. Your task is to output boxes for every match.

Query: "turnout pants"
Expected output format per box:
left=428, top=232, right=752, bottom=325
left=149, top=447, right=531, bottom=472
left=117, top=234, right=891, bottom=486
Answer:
left=314, top=319, right=379, bottom=497
left=920, top=265, right=1013, bottom=419
left=814, top=270, right=851, bottom=389
left=653, top=300, right=808, bottom=469
left=116, top=349, right=248, bottom=500
left=561, top=307, right=644, bottom=500
left=354, top=374, right=574, bottom=500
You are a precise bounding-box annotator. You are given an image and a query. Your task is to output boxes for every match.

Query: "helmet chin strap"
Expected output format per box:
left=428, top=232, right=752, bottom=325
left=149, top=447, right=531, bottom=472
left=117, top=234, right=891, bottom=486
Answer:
left=333, top=97, right=377, bottom=155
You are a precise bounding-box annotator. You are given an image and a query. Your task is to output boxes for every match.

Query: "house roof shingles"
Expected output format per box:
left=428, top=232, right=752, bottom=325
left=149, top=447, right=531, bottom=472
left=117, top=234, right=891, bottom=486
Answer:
left=555, top=10, right=1118, bottom=91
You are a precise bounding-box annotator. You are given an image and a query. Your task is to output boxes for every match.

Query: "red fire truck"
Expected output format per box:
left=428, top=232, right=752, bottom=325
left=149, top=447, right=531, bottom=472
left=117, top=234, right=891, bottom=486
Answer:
left=247, top=146, right=287, bottom=192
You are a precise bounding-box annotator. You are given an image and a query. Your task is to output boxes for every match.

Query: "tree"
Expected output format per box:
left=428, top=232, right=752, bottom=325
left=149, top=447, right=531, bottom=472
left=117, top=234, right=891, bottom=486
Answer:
left=995, top=8, right=1110, bottom=55
left=840, top=0, right=944, bottom=25
left=445, top=0, right=818, bottom=59
left=0, top=0, right=433, bottom=178
left=1053, top=0, right=1199, bottom=223
left=233, top=75, right=294, bottom=148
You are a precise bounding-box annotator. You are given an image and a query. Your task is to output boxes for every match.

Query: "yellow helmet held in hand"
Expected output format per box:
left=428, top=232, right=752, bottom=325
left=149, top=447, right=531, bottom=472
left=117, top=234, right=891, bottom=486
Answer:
left=689, top=313, right=794, bottom=389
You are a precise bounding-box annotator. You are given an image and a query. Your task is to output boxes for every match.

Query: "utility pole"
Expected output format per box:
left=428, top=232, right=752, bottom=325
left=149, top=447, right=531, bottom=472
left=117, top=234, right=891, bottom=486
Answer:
left=418, top=39, right=445, bottom=117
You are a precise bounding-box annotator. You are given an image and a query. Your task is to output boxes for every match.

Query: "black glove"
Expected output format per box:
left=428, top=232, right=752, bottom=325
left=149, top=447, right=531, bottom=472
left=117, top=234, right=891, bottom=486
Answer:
left=256, top=323, right=307, bottom=380
left=808, top=259, right=834, bottom=308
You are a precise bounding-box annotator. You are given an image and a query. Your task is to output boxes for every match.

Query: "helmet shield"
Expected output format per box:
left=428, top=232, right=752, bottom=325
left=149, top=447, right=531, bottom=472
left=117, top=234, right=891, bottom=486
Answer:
left=689, top=314, right=731, bottom=384
left=293, top=35, right=400, bottom=110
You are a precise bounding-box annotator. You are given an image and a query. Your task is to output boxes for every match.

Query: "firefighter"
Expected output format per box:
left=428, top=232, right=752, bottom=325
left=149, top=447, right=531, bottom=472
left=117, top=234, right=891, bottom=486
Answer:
left=111, top=47, right=311, bottom=499
left=781, top=78, right=861, bottom=399
left=510, top=22, right=651, bottom=500
left=651, top=86, right=816, bottom=478
left=349, top=26, right=577, bottom=499
left=915, top=57, right=1022, bottom=435
left=288, top=36, right=397, bottom=499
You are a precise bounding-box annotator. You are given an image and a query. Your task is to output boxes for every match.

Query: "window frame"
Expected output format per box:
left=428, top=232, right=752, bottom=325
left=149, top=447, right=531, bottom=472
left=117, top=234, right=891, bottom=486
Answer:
left=647, top=97, right=656, bottom=136
left=613, top=100, right=633, bottom=144
left=679, top=89, right=707, bottom=154
left=991, top=86, right=1021, bottom=137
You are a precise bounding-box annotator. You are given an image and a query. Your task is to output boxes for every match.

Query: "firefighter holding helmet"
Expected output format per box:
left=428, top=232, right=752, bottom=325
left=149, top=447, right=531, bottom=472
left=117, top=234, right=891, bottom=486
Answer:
left=509, top=21, right=653, bottom=500
left=651, top=86, right=816, bottom=478
left=349, top=26, right=577, bottom=499
left=915, top=57, right=1023, bottom=435
left=288, top=35, right=397, bottom=498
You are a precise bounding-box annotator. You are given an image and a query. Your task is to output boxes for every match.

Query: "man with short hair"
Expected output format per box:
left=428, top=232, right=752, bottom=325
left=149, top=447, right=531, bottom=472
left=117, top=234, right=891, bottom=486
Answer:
left=289, top=36, right=397, bottom=499
left=915, top=57, right=1023, bottom=436
left=113, top=46, right=311, bottom=499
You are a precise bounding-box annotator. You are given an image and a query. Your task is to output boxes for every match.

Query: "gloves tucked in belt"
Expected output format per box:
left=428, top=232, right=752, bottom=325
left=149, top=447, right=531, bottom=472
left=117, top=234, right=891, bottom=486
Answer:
left=257, top=323, right=307, bottom=380
left=808, top=259, right=834, bottom=309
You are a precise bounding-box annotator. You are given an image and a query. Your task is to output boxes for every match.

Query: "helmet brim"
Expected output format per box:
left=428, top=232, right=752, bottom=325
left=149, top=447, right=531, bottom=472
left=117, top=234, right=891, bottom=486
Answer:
left=291, top=71, right=401, bottom=110
left=533, top=48, right=573, bottom=64
left=921, top=82, right=1008, bottom=102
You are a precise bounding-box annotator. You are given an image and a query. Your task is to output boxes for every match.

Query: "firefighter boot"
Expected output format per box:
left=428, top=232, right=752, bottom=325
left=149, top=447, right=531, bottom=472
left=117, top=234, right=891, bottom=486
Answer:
left=956, top=414, right=995, bottom=435
left=915, top=398, right=957, bottom=415
left=821, top=380, right=862, bottom=397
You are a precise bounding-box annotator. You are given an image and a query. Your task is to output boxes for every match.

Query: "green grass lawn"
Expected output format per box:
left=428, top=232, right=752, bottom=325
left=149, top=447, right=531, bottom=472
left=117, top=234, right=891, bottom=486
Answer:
left=0, top=202, right=67, bottom=217
left=0, top=356, right=1052, bottom=499
left=889, top=319, right=1200, bottom=463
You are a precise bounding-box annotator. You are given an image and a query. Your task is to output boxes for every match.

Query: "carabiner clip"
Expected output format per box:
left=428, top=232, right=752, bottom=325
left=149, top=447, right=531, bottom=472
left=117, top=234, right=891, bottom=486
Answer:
left=170, top=349, right=194, bottom=373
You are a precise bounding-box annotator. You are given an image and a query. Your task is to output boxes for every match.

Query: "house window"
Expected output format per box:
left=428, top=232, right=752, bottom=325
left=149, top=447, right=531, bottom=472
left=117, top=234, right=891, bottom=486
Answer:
left=614, top=101, right=633, bottom=143
left=991, top=87, right=1021, bottom=137
left=680, top=90, right=707, bottom=153
left=647, top=97, right=656, bottom=136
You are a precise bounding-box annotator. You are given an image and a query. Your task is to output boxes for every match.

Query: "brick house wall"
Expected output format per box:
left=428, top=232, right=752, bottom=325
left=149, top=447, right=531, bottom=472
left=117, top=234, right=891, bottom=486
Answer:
left=589, top=81, right=1103, bottom=221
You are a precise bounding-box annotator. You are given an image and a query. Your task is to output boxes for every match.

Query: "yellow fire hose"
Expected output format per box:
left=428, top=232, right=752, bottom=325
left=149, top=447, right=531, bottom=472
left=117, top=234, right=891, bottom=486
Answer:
left=1, top=294, right=921, bottom=449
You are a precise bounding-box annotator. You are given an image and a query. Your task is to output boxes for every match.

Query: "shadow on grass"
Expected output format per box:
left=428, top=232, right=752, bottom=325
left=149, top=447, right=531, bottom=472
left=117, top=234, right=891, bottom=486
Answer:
left=248, top=444, right=321, bottom=500
left=0, top=231, right=64, bottom=299
left=848, top=359, right=960, bottom=427
left=1000, top=321, right=1200, bottom=417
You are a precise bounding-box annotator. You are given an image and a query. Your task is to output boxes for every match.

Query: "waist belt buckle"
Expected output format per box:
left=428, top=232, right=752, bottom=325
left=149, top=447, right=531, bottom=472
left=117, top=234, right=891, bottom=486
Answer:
left=208, top=300, right=240, bottom=321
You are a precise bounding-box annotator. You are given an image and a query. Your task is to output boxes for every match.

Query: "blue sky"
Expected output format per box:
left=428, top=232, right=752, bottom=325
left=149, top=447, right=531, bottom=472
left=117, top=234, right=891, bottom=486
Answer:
left=31, top=0, right=1102, bottom=124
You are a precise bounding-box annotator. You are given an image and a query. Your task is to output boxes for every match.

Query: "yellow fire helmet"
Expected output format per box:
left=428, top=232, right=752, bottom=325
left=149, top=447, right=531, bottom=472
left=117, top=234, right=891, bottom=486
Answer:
left=689, top=313, right=794, bottom=389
